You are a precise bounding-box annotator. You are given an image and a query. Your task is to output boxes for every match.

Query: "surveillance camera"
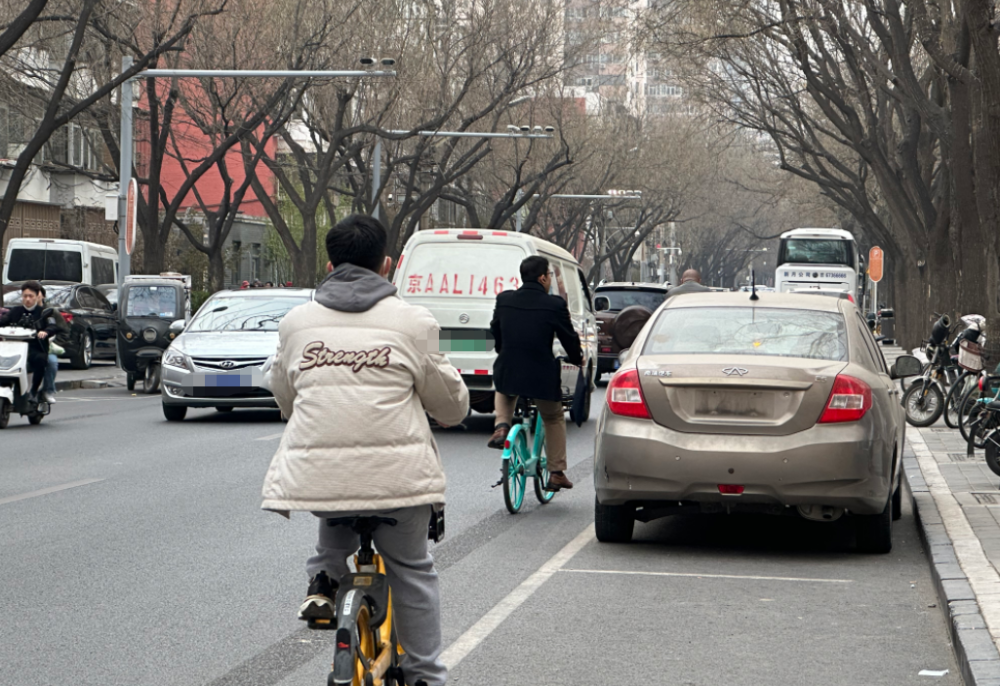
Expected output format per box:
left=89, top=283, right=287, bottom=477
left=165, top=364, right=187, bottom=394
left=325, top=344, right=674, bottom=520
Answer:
left=359, top=57, right=376, bottom=66
left=544, top=126, right=555, bottom=133
left=532, top=125, right=543, bottom=133
left=380, top=57, right=396, bottom=67
left=507, top=125, right=520, bottom=133
left=520, top=125, right=530, bottom=132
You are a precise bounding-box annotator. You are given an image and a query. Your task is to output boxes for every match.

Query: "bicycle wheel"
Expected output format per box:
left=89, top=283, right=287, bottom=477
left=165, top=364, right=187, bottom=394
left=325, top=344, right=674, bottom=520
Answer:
left=533, top=420, right=554, bottom=504
left=945, top=372, right=975, bottom=428
left=329, top=598, right=377, bottom=686
left=903, top=382, right=944, bottom=427
left=959, top=383, right=984, bottom=444
left=967, top=410, right=998, bottom=450
left=503, top=427, right=528, bottom=514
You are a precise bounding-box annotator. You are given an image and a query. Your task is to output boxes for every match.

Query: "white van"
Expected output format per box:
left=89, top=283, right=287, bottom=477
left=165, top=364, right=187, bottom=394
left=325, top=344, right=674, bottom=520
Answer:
left=393, top=229, right=598, bottom=417
left=3, top=238, right=119, bottom=285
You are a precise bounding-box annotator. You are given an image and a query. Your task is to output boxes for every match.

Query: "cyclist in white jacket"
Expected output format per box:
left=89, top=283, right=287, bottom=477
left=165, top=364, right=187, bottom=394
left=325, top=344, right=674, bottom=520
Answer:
left=261, top=214, right=469, bottom=686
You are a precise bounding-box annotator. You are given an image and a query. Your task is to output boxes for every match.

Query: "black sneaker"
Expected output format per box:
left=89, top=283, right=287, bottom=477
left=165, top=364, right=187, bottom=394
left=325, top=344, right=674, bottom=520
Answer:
left=298, top=571, right=337, bottom=624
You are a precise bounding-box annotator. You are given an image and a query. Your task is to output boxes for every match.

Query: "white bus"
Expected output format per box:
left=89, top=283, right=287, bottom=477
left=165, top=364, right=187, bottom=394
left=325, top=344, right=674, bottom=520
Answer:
left=775, top=228, right=860, bottom=298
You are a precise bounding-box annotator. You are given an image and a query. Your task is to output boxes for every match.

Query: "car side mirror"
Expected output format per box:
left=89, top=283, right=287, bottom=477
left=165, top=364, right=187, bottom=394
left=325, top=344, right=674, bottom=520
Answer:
left=169, top=319, right=186, bottom=334
left=594, top=296, right=611, bottom=312
left=890, top=355, right=922, bottom=379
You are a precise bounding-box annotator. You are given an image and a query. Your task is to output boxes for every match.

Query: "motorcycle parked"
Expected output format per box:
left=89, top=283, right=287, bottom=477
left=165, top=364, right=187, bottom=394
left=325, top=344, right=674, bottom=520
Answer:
left=0, top=314, right=55, bottom=428
left=903, top=314, right=984, bottom=427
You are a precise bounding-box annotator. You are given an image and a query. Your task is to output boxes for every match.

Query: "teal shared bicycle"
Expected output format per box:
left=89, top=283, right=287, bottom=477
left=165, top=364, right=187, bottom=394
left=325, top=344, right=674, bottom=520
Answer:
left=498, top=399, right=556, bottom=513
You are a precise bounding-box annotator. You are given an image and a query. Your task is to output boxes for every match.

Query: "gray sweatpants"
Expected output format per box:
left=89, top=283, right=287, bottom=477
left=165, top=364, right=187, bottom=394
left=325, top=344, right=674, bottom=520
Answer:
left=308, top=505, right=446, bottom=686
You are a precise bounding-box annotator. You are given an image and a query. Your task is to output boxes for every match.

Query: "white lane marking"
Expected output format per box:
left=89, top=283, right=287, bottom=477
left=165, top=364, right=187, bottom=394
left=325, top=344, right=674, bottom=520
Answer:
left=255, top=432, right=285, bottom=441
left=0, top=478, right=105, bottom=506
left=560, top=568, right=853, bottom=584
left=440, top=524, right=594, bottom=669
left=910, top=429, right=1000, bottom=648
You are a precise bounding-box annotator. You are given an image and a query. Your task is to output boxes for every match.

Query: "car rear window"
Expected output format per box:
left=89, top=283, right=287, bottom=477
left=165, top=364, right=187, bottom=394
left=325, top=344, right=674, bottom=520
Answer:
left=643, top=307, right=848, bottom=361
left=8, top=248, right=83, bottom=282
left=595, top=289, right=666, bottom=311
left=398, top=243, right=526, bottom=297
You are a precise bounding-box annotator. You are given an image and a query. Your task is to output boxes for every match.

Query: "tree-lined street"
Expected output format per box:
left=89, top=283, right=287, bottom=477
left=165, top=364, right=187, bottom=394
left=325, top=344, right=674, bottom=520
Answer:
left=0, top=388, right=962, bottom=685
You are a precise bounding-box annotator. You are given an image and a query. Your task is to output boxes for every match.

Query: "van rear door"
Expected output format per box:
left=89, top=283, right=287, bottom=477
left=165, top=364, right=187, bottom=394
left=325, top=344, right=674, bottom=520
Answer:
left=6, top=242, right=84, bottom=282
left=396, top=237, right=527, bottom=391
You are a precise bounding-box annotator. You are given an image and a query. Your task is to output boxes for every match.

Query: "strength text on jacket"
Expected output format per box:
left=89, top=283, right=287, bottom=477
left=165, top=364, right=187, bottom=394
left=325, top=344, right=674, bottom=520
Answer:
left=299, top=342, right=392, bottom=373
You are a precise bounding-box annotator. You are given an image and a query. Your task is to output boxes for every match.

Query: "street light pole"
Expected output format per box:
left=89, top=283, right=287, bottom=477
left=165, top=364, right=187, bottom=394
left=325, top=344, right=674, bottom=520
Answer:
left=118, top=56, right=134, bottom=293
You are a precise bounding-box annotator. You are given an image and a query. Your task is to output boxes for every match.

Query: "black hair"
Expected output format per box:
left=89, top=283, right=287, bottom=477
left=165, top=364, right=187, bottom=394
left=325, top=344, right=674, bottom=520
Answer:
left=21, top=280, right=43, bottom=295
left=325, top=214, right=388, bottom=272
left=520, top=255, right=549, bottom=283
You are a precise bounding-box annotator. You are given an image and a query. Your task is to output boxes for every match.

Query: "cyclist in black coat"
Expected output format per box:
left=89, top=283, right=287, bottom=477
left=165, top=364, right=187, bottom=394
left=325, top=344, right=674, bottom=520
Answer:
left=488, top=256, right=583, bottom=491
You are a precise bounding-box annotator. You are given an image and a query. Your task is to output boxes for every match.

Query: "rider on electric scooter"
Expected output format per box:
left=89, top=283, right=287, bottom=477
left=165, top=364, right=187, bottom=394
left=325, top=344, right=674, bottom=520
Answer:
left=0, top=281, right=60, bottom=403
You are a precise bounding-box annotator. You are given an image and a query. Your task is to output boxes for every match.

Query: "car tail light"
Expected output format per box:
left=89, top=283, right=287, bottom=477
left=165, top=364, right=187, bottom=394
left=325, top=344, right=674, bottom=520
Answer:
left=818, top=374, right=871, bottom=423
left=607, top=368, right=651, bottom=419
left=847, top=294, right=855, bottom=303
left=60, top=312, right=73, bottom=323
left=980, top=376, right=985, bottom=391
left=718, top=484, right=745, bottom=495
left=457, top=230, right=483, bottom=240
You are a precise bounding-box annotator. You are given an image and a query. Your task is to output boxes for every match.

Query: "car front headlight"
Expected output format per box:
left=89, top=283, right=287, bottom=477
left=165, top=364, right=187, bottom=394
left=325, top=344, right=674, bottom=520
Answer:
left=162, top=348, right=188, bottom=369
left=0, top=354, right=21, bottom=370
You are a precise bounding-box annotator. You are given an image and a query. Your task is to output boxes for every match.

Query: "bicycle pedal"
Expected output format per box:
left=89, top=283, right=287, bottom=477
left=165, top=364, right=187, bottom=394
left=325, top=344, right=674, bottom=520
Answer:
left=308, top=618, right=334, bottom=630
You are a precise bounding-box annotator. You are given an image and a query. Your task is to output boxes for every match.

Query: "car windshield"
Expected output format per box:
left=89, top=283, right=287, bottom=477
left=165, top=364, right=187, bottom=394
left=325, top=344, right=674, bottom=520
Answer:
left=187, top=295, right=307, bottom=332
left=126, top=286, right=179, bottom=319
left=596, top=289, right=666, bottom=311
left=644, top=307, right=848, bottom=361
left=778, top=238, right=856, bottom=268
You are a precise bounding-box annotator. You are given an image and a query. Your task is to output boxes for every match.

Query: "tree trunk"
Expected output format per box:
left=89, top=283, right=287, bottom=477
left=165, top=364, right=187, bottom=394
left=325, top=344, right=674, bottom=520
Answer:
left=142, top=237, right=165, bottom=277
left=207, top=249, right=226, bottom=293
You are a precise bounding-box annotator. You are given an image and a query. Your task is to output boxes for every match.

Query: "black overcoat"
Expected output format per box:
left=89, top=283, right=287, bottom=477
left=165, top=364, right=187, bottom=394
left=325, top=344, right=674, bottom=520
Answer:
left=490, top=281, right=584, bottom=402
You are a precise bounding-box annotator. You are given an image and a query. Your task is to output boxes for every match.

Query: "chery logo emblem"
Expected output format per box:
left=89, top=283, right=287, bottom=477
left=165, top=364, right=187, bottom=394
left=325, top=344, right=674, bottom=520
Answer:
left=722, top=367, right=749, bottom=377
left=458, top=313, right=470, bottom=324
left=219, top=360, right=237, bottom=370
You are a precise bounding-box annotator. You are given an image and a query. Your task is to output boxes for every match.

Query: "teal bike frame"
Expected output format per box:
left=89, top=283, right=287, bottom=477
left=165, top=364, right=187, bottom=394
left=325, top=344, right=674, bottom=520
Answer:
left=501, top=403, right=555, bottom=513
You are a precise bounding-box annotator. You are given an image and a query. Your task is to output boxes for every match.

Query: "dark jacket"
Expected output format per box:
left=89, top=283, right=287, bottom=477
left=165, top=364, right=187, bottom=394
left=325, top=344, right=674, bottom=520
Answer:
left=667, top=280, right=711, bottom=297
left=490, top=281, right=584, bottom=402
left=0, top=305, right=60, bottom=367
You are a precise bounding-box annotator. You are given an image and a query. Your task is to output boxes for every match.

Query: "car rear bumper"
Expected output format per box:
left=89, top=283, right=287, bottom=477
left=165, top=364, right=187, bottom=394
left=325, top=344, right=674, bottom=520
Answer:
left=594, top=413, right=892, bottom=515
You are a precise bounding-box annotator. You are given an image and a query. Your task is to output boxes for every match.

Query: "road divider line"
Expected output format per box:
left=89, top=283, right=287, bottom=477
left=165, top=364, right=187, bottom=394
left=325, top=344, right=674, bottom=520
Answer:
left=560, top=568, right=853, bottom=584
left=440, top=524, right=594, bottom=669
left=255, top=432, right=285, bottom=441
left=0, top=478, right=105, bottom=506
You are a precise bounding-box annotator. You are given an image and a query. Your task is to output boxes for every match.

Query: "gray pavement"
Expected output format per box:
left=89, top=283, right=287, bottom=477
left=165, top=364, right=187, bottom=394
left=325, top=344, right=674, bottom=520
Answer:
left=0, top=383, right=964, bottom=685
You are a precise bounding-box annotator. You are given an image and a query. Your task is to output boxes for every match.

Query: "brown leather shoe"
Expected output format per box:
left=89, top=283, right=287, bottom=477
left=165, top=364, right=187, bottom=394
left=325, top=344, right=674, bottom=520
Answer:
left=487, top=423, right=510, bottom=450
left=545, top=471, right=574, bottom=491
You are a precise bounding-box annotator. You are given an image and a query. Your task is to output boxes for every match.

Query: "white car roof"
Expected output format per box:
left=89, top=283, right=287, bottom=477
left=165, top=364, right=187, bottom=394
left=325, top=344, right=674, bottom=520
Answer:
left=779, top=227, right=855, bottom=241
left=402, top=228, right=580, bottom=265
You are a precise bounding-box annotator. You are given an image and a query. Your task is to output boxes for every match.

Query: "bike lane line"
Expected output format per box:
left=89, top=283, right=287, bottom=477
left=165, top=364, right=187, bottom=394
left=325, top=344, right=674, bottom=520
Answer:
left=0, top=478, right=105, bottom=506
left=440, top=523, right=595, bottom=669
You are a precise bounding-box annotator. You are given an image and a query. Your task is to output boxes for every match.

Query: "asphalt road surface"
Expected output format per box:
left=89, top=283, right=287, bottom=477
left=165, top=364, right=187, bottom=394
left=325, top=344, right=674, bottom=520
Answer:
left=1, top=383, right=961, bottom=685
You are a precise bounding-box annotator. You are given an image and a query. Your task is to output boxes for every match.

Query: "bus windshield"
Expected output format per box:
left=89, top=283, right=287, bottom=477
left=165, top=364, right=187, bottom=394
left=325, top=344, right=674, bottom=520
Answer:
left=777, top=239, right=857, bottom=269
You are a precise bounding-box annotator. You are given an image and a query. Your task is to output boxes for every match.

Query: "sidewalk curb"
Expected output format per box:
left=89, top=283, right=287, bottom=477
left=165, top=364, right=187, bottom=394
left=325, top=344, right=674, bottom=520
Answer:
left=905, top=451, right=1000, bottom=686
left=54, top=378, right=124, bottom=391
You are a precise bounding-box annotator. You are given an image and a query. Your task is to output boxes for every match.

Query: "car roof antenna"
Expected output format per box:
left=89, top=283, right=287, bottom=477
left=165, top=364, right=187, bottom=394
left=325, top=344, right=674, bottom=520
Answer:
left=749, top=269, right=759, bottom=301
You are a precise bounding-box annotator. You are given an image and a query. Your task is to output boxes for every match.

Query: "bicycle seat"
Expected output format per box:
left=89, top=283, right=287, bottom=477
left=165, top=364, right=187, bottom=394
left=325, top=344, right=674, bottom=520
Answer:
left=325, top=516, right=398, bottom=535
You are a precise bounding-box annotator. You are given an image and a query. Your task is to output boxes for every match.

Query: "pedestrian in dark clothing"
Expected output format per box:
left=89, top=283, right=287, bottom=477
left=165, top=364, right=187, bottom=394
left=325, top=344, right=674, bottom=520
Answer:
left=487, top=256, right=583, bottom=490
left=667, top=269, right=711, bottom=297
left=0, top=281, right=61, bottom=400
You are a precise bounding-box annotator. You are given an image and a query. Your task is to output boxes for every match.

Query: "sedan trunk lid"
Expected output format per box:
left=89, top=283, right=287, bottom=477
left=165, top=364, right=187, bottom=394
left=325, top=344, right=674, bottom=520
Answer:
left=637, top=355, right=847, bottom=435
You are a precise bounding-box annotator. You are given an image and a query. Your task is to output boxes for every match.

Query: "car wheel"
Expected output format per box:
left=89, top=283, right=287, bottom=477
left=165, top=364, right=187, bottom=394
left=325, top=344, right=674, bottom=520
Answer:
left=595, top=496, right=635, bottom=543
left=891, top=471, right=903, bottom=521
left=143, top=363, right=161, bottom=394
left=126, top=372, right=136, bottom=391
left=162, top=403, right=187, bottom=422
left=70, top=332, right=93, bottom=370
left=856, top=495, right=893, bottom=554
left=215, top=406, right=234, bottom=413
left=0, top=399, right=10, bottom=429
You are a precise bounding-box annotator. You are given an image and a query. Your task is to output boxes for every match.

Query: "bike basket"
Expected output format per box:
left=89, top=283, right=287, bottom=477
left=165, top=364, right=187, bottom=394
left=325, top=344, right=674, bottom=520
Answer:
left=959, top=339, right=985, bottom=372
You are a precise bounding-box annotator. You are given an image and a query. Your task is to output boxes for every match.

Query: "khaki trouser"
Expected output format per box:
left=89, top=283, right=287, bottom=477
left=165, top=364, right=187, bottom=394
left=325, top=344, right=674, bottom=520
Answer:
left=494, top=393, right=567, bottom=472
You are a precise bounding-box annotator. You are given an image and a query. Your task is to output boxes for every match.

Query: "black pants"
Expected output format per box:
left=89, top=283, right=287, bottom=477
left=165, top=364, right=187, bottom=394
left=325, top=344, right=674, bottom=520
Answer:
left=27, top=352, right=46, bottom=395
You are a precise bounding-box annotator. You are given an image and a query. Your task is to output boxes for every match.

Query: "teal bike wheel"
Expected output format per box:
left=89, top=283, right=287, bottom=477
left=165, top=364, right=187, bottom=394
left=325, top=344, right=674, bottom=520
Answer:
left=533, top=424, right=554, bottom=504
left=503, top=428, right=528, bottom=513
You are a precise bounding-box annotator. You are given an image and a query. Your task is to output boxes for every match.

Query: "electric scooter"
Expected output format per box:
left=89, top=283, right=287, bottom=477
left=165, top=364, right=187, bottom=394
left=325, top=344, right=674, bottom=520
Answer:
left=0, top=320, right=52, bottom=428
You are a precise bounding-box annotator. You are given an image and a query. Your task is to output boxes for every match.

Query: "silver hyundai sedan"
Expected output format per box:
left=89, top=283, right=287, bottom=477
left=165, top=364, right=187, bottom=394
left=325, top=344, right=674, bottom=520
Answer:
left=594, top=292, right=920, bottom=553
left=160, top=289, right=313, bottom=421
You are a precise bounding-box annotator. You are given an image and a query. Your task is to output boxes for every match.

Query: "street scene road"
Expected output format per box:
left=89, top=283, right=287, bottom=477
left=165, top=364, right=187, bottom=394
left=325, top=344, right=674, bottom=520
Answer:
left=1, top=385, right=960, bottom=686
